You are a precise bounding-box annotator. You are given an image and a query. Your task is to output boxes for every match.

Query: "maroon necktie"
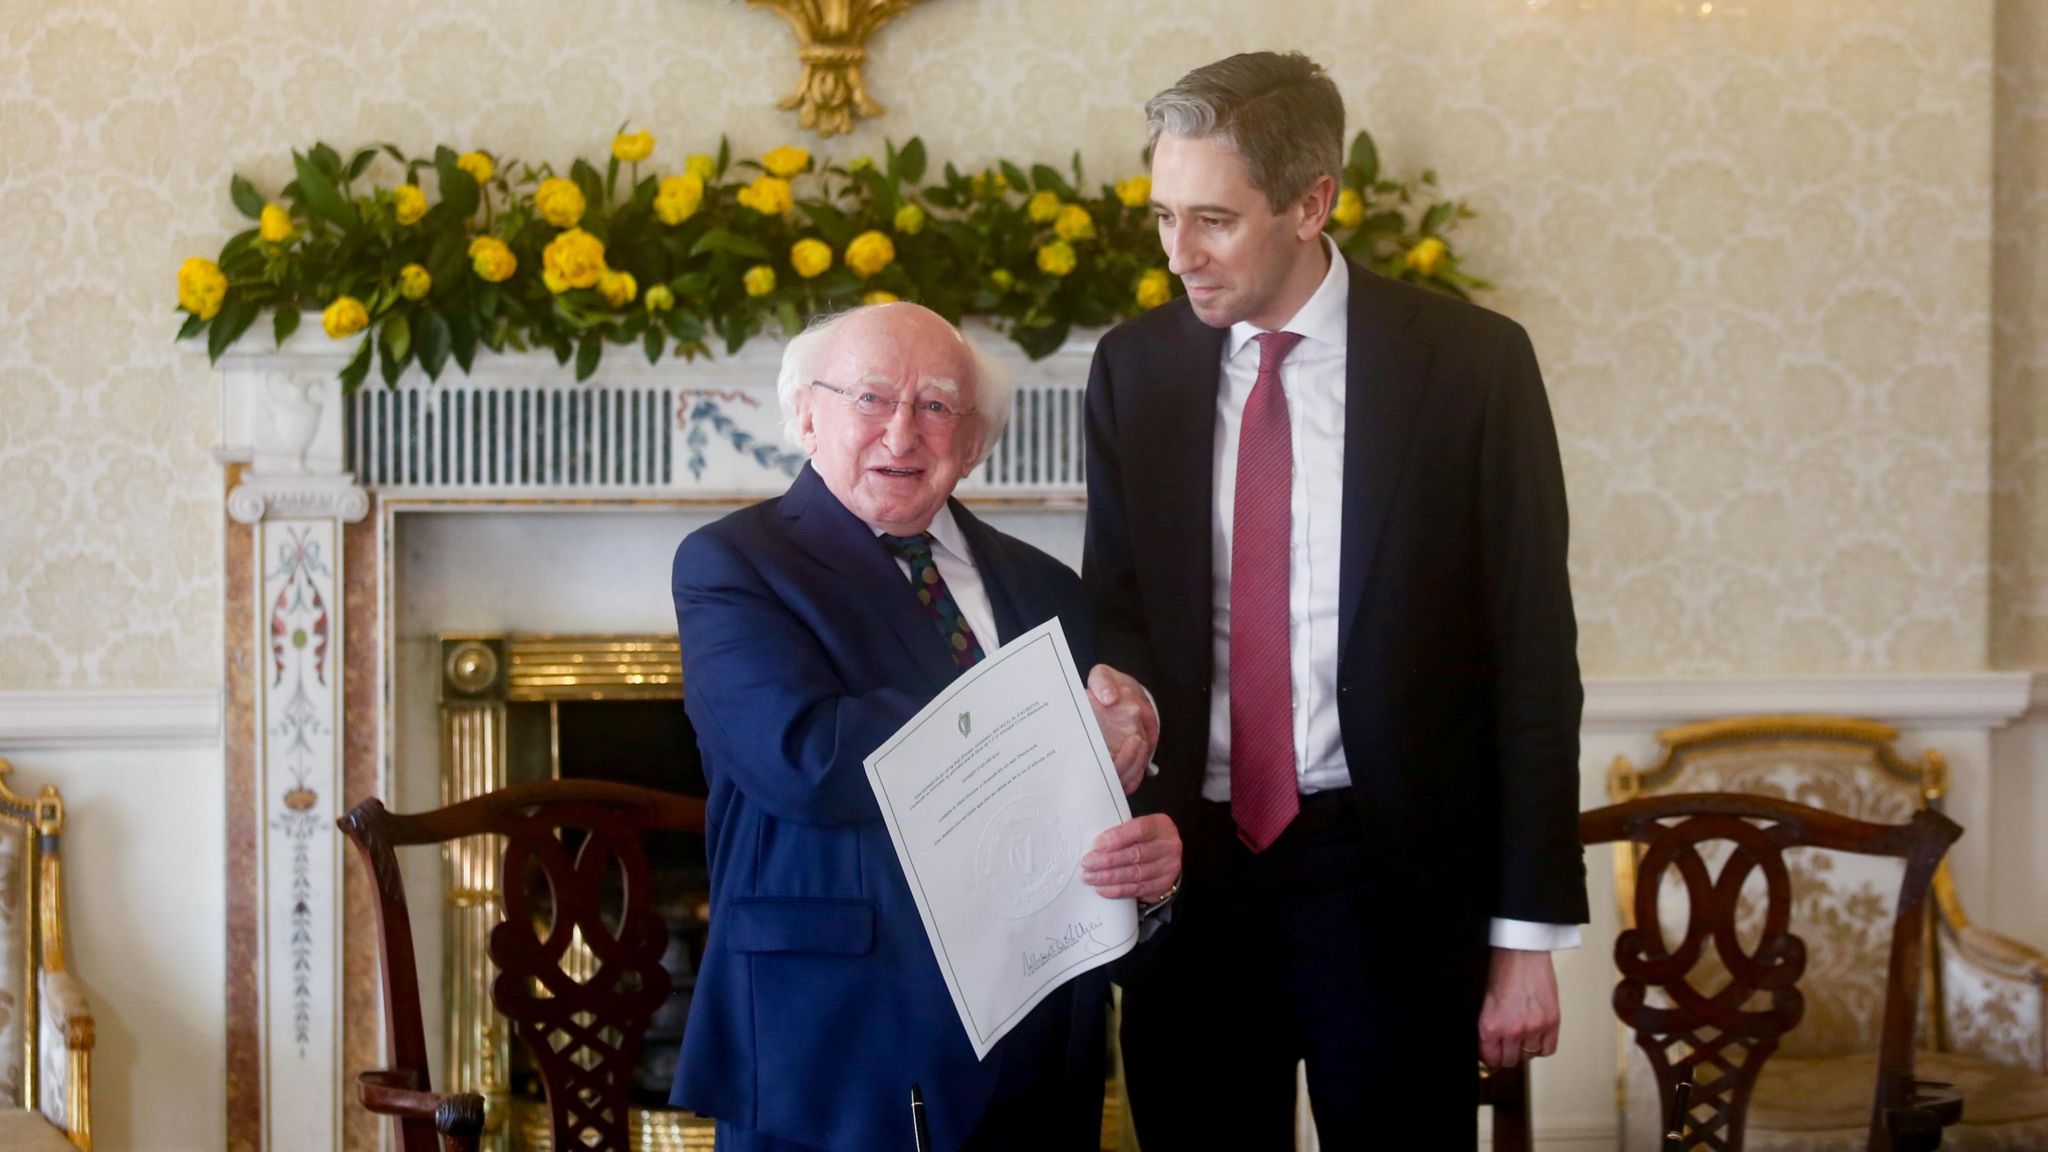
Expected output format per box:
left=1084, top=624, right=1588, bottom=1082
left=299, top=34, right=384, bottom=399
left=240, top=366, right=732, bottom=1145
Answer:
left=1230, top=330, right=1305, bottom=853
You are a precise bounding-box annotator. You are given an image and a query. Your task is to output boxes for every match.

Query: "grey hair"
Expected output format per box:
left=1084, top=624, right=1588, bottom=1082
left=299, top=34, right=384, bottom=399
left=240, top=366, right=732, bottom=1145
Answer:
left=1145, top=51, right=1345, bottom=212
left=775, top=306, right=1013, bottom=470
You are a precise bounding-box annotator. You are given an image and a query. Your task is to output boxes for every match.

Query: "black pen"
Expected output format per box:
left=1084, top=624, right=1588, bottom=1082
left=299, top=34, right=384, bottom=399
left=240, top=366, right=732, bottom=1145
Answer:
left=911, top=1084, right=932, bottom=1152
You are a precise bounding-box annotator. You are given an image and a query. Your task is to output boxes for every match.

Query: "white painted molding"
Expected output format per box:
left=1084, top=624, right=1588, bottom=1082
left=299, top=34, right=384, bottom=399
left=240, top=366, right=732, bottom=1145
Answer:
left=1582, top=672, right=2035, bottom=731
left=0, top=689, right=223, bottom=746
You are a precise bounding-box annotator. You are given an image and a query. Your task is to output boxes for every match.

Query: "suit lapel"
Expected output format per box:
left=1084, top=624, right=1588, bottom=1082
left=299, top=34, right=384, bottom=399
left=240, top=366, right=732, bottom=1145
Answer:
left=1156, top=309, right=1228, bottom=655
left=1337, top=262, right=1434, bottom=648
left=951, top=501, right=1029, bottom=644
left=781, top=465, right=958, bottom=694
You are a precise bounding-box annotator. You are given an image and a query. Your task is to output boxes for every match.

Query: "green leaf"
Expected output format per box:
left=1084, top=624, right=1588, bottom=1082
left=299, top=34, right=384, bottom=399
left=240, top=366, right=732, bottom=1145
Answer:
left=574, top=334, right=602, bottom=381
left=643, top=326, right=664, bottom=365
left=219, top=228, right=262, bottom=268
left=1421, top=201, right=1456, bottom=235
left=207, top=299, right=259, bottom=361
left=446, top=309, right=478, bottom=373
left=1362, top=210, right=1405, bottom=236
left=1011, top=318, right=1068, bottom=360
left=776, top=300, right=801, bottom=336
left=798, top=202, right=856, bottom=247
left=1031, top=164, right=1073, bottom=199
left=292, top=150, right=359, bottom=231
left=899, top=138, right=927, bottom=184
left=381, top=312, right=412, bottom=364
left=338, top=334, right=374, bottom=393
left=176, top=312, right=206, bottom=342
left=689, top=229, right=771, bottom=261
left=273, top=308, right=301, bottom=348
left=999, top=161, right=1029, bottom=194
left=571, top=158, right=605, bottom=210
left=606, top=154, right=620, bottom=201
left=378, top=334, right=404, bottom=387
left=433, top=149, right=480, bottom=220
left=345, top=146, right=379, bottom=183
left=716, top=136, right=731, bottom=178
left=310, top=142, right=343, bottom=179
left=415, top=311, right=451, bottom=379
left=230, top=176, right=266, bottom=220
left=1348, top=131, right=1380, bottom=188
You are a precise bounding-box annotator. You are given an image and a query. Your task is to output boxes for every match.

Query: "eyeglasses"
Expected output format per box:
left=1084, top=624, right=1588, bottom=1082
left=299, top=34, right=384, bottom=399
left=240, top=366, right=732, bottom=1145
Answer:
left=810, top=381, right=974, bottom=426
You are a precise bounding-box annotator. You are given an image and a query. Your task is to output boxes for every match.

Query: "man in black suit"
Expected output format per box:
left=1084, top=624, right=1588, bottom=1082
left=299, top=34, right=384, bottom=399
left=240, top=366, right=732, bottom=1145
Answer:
left=1083, top=52, right=1589, bottom=1150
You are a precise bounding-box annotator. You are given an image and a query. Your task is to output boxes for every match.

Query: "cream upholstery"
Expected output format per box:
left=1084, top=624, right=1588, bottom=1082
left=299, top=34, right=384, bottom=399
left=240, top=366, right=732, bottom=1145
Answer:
left=0, top=762, right=91, bottom=1152
left=1609, top=717, right=2048, bottom=1151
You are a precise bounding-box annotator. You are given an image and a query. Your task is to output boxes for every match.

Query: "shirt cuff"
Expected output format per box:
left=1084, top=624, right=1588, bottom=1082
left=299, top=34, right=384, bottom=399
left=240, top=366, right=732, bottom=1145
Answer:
left=1488, top=918, right=1582, bottom=952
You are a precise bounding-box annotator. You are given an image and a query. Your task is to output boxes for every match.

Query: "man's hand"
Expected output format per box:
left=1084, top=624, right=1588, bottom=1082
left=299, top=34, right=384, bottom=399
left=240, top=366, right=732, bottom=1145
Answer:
left=1478, top=947, right=1560, bottom=1068
left=1087, top=664, right=1159, bottom=795
left=1080, top=814, right=1181, bottom=902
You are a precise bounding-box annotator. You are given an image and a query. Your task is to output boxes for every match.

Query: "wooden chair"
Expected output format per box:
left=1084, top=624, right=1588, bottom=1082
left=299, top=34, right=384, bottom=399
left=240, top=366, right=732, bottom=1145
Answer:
left=1479, top=1062, right=1532, bottom=1151
left=339, top=779, right=706, bottom=1152
left=1610, top=718, right=2048, bottom=1150
left=1580, top=793, right=1964, bottom=1151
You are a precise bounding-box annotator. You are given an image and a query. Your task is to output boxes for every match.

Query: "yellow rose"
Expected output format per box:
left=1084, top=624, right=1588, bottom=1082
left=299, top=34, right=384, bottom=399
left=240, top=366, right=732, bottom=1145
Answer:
left=468, top=235, right=517, bottom=283
left=1331, top=188, right=1365, bottom=229
left=398, top=263, right=432, bottom=300
left=737, top=175, right=794, bottom=217
left=1115, top=175, right=1152, bottom=209
left=177, top=257, right=227, bottom=320
left=683, top=153, right=716, bottom=182
left=893, top=203, right=926, bottom=235
left=990, top=268, right=1015, bottom=291
left=644, top=283, right=675, bottom=312
left=789, top=237, right=833, bottom=279
left=845, top=230, right=895, bottom=278
left=1036, top=240, right=1076, bottom=277
left=535, top=178, right=586, bottom=228
left=861, top=290, right=899, bottom=306
left=542, top=228, right=608, bottom=293
left=393, top=184, right=428, bottom=226
left=456, top=151, right=494, bottom=184
left=743, top=264, right=777, bottom=297
left=1135, top=268, right=1172, bottom=310
left=259, top=203, right=293, bottom=243
left=598, top=269, right=638, bottom=308
left=612, top=130, right=655, bottom=163
left=322, top=296, right=368, bottom=339
left=761, top=146, right=810, bottom=178
left=1054, top=203, right=1095, bottom=242
left=655, top=173, right=704, bottom=226
left=1026, top=191, right=1061, bottom=224
left=1405, top=236, right=1448, bottom=276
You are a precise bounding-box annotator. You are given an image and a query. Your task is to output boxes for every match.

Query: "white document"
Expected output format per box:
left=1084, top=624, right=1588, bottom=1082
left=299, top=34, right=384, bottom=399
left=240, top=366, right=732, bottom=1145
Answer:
left=864, top=616, right=1138, bottom=1060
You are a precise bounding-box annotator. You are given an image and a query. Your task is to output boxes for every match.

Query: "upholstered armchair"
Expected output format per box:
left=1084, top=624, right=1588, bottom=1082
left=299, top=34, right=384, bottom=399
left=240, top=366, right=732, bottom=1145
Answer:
left=0, top=760, right=92, bottom=1152
left=1607, top=716, right=2048, bottom=1150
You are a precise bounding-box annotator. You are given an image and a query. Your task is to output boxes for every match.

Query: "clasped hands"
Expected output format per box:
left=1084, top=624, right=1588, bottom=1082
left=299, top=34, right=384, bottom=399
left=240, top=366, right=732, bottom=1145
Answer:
left=1077, top=664, right=1179, bottom=905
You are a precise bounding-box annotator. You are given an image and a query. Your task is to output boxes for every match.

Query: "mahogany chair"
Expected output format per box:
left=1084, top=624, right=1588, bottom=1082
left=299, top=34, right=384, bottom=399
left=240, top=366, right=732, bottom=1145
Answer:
left=339, top=779, right=706, bottom=1152
left=1579, top=793, right=1964, bottom=1152
left=1479, top=1061, right=1532, bottom=1152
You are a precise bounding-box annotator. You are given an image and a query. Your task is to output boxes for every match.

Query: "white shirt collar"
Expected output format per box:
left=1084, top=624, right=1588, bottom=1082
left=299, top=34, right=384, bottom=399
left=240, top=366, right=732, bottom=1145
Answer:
left=1225, top=234, right=1349, bottom=362
left=870, top=502, right=975, bottom=568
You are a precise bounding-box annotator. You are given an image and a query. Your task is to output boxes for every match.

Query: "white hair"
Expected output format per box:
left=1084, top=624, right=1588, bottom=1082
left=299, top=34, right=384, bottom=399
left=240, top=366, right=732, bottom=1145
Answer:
left=776, top=306, right=1013, bottom=470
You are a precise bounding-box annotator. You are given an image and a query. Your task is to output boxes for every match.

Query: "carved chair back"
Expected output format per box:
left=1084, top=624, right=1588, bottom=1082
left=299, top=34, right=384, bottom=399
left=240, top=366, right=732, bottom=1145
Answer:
left=1579, top=793, right=1960, bottom=1152
left=341, top=780, right=706, bottom=1152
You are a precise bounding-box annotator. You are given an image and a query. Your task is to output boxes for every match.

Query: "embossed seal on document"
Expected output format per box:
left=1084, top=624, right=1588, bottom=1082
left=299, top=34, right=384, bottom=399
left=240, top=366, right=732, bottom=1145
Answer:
left=975, top=796, right=1077, bottom=919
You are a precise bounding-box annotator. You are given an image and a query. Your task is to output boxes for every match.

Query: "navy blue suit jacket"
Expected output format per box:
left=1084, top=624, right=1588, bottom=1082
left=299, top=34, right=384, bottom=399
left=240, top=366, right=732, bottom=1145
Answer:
left=668, top=465, right=1108, bottom=1152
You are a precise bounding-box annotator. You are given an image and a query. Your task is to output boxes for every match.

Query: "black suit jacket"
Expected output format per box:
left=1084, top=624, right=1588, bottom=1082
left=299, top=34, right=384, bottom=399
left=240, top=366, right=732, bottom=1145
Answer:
left=1082, top=259, right=1589, bottom=965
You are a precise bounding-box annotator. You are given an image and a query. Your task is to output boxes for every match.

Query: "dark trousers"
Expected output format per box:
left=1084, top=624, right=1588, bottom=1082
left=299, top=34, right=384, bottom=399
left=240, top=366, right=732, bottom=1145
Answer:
left=1119, top=792, right=1484, bottom=1152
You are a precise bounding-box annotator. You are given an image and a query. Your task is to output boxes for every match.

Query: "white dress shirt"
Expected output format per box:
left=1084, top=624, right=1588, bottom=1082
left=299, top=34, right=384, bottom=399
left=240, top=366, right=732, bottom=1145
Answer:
left=1201, top=237, right=1579, bottom=952
left=876, top=505, right=996, bottom=651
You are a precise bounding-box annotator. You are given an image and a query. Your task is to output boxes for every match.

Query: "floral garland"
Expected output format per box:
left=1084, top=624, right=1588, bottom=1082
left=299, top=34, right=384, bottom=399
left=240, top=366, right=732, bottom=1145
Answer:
left=175, top=130, right=1486, bottom=391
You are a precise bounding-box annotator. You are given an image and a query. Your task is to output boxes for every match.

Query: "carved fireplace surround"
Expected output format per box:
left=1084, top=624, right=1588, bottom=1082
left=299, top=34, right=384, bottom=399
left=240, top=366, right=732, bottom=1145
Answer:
left=211, top=325, right=1093, bottom=1152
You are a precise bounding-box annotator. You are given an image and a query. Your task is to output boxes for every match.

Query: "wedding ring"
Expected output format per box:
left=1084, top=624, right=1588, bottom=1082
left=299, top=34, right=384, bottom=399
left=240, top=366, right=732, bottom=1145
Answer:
left=1520, top=1046, right=1542, bottom=1056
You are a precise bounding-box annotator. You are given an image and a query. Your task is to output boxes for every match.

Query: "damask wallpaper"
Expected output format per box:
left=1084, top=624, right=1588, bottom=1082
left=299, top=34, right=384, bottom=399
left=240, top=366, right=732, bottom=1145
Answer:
left=1993, top=2, right=2048, bottom=667
left=0, top=0, right=2030, bottom=688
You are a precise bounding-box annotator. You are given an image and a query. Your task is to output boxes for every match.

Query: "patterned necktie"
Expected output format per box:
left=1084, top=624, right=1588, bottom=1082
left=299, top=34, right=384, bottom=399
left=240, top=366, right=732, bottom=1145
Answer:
left=1230, top=330, right=1306, bottom=853
left=879, top=532, right=986, bottom=670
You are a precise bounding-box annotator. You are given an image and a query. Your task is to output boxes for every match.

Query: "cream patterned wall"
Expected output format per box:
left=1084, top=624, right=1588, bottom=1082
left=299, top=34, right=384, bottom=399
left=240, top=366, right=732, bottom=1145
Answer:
left=0, top=0, right=2026, bottom=687
left=1993, top=2, right=2048, bottom=667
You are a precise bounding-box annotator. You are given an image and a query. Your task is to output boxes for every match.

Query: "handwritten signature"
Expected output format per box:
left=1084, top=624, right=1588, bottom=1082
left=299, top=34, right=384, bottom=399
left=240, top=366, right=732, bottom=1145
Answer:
left=1022, top=917, right=1108, bottom=978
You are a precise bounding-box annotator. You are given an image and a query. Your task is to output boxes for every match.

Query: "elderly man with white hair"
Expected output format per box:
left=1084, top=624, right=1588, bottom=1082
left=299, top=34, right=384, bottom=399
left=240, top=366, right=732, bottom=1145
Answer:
left=666, top=302, right=1181, bottom=1152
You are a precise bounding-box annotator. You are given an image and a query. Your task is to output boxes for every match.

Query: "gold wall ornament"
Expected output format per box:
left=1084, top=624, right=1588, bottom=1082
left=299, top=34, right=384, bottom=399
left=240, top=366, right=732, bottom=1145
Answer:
left=747, top=0, right=933, bottom=137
